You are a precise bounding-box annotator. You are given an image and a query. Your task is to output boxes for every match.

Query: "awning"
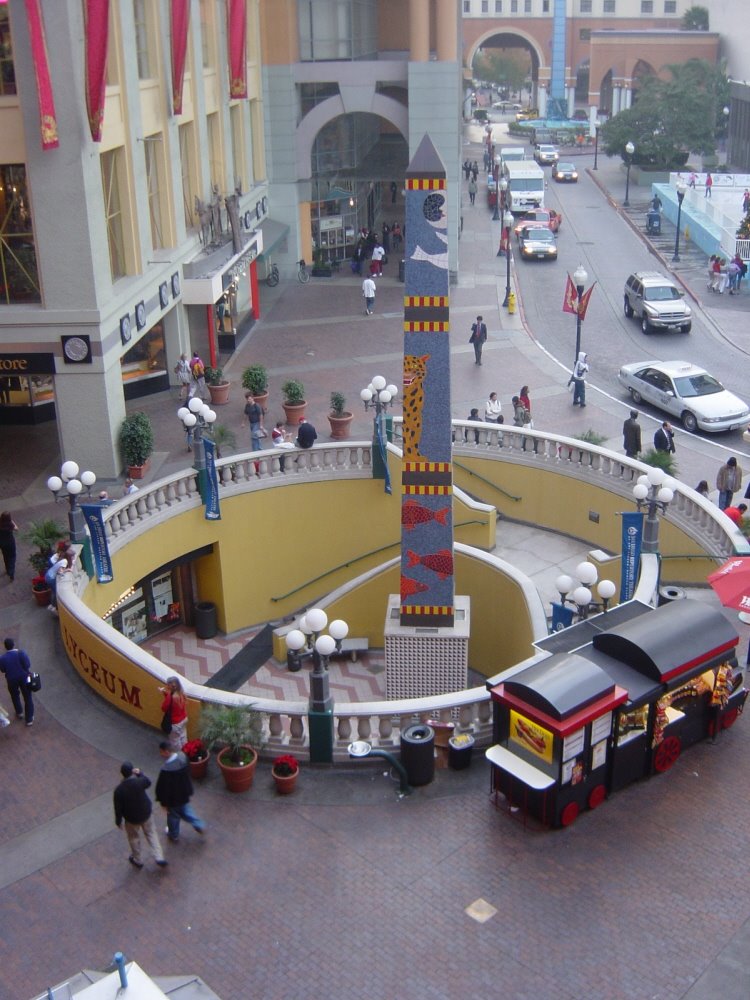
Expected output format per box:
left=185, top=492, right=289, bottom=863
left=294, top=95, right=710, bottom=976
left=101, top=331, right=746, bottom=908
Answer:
left=256, top=218, right=289, bottom=261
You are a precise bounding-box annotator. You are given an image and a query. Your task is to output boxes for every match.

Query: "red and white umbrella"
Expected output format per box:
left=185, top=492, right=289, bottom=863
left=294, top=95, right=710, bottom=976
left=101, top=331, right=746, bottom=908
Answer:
left=707, top=557, right=750, bottom=613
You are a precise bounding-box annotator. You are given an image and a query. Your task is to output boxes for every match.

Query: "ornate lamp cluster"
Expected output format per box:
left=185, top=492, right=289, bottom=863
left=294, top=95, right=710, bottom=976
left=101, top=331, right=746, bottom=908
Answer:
left=47, top=460, right=97, bottom=544
left=632, top=466, right=674, bottom=555
left=285, top=608, right=349, bottom=714
left=360, top=375, right=398, bottom=416
left=555, top=561, right=617, bottom=621
left=178, top=397, right=217, bottom=442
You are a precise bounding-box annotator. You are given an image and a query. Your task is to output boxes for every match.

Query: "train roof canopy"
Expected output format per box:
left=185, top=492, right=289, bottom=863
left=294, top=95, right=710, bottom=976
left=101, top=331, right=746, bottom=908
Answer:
left=503, top=653, right=616, bottom=721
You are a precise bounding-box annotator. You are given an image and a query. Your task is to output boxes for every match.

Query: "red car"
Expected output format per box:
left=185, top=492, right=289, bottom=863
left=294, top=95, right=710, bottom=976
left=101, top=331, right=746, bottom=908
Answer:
left=513, top=208, right=562, bottom=239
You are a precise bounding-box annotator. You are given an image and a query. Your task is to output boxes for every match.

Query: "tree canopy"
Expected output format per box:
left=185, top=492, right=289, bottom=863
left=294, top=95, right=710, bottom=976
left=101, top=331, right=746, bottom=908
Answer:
left=682, top=6, right=709, bottom=31
left=599, top=59, right=728, bottom=168
left=473, top=49, right=529, bottom=95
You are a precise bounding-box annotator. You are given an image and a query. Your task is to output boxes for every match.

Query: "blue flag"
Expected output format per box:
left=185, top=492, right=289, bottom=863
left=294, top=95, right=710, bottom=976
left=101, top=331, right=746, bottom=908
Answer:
left=203, top=437, right=221, bottom=520
left=551, top=601, right=574, bottom=633
left=81, top=504, right=113, bottom=583
left=620, top=511, right=644, bottom=601
left=375, top=414, right=392, bottom=495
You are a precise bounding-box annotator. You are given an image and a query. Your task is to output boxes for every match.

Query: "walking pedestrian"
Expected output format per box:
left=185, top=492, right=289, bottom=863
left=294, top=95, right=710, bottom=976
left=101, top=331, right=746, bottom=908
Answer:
left=362, top=275, right=376, bottom=315
left=571, top=352, right=589, bottom=407
left=244, top=392, right=265, bottom=452
left=653, top=421, right=675, bottom=454
left=694, top=480, right=710, bottom=498
left=0, top=511, right=18, bottom=581
left=155, top=742, right=206, bottom=842
left=716, top=456, right=742, bottom=510
left=0, top=637, right=34, bottom=725
left=173, top=353, right=191, bottom=401
left=370, top=241, right=385, bottom=276
left=468, top=176, right=477, bottom=206
left=123, top=478, right=139, bottom=496
left=113, top=760, right=167, bottom=868
left=159, top=675, right=188, bottom=752
left=484, top=391, right=503, bottom=423
left=469, top=315, right=487, bottom=365
left=471, top=161, right=479, bottom=181
left=188, top=351, right=208, bottom=400
left=743, top=189, right=749, bottom=214
left=518, top=386, right=531, bottom=417
left=390, top=180, right=398, bottom=204
left=391, top=222, right=402, bottom=251
left=704, top=171, right=712, bottom=198
left=622, top=410, right=641, bottom=458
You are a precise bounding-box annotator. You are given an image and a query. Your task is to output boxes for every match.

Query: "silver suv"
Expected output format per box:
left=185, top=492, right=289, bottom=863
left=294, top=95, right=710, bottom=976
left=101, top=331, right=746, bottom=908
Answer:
left=623, top=271, right=692, bottom=334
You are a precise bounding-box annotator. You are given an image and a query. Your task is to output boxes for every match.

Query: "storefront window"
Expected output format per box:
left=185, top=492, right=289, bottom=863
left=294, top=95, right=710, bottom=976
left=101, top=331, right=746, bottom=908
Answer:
left=0, top=5, right=15, bottom=95
left=120, top=322, right=166, bottom=386
left=106, top=570, right=182, bottom=642
left=0, top=373, right=54, bottom=408
left=0, top=166, right=40, bottom=304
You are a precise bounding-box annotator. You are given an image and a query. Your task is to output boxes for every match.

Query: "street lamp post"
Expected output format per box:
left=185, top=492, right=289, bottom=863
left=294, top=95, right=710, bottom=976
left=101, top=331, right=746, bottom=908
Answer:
left=593, top=123, right=600, bottom=170
left=672, top=181, right=687, bottom=262
left=553, top=561, right=617, bottom=627
left=285, top=608, right=349, bottom=763
left=573, top=263, right=588, bottom=364
left=492, top=159, right=501, bottom=222
left=623, top=141, right=635, bottom=207
left=178, top=397, right=216, bottom=499
left=47, top=461, right=97, bottom=544
left=633, top=468, right=674, bottom=555
left=502, top=208, right=513, bottom=307
left=361, top=374, right=398, bottom=480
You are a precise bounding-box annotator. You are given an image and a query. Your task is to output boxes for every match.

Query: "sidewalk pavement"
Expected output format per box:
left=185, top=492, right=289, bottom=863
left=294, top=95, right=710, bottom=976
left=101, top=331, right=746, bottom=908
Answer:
left=2, top=128, right=750, bottom=1000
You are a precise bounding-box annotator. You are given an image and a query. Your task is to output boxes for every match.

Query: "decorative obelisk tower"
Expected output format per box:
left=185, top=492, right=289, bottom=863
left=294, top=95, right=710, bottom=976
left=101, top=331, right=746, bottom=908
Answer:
left=384, top=135, right=469, bottom=700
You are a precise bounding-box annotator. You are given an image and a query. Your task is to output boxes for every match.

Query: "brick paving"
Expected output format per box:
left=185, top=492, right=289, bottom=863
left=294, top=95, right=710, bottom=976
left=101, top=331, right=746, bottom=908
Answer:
left=2, top=130, right=750, bottom=999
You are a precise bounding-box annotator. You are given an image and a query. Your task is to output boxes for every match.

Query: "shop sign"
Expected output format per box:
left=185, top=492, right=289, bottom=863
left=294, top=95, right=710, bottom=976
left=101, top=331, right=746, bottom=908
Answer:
left=320, top=216, right=343, bottom=231
left=0, top=352, right=55, bottom=374
left=509, top=709, right=553, bottom=763
left=61, top=619, right=143, bottom=712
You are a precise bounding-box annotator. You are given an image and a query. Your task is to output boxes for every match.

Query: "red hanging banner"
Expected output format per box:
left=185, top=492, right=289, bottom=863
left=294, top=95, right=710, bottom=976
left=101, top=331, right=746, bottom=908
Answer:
left=171, top=0, right=190, bottom=115
left=83, top=0, right=110, bottom=142
left=24, top=0, right=59, bottom=150
left=226, top=0, right=247, bottom=99
left=562, top=274, right=578, bottom=315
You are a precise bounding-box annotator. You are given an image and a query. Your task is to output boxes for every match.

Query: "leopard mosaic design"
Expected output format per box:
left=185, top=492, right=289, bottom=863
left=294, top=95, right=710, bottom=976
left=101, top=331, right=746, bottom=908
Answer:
left=402, top=353, right=430, bottom=463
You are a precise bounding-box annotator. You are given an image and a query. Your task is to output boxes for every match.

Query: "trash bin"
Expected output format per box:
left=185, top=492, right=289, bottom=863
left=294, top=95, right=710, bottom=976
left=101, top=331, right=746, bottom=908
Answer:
left=194, top=601, right=217, bottom=639
left=448, top=733, right=475, bottom=770
left=658, top=585, right=686, bottom=606
left=398, top=258, right=405, bottom=282
left=400, top=724, right=435, bottom=786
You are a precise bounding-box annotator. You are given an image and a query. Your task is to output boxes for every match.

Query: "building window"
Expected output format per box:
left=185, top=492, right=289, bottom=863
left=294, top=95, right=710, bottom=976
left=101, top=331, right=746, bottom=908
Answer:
left=481, top=0, right=488, bottom=12
left=199, top=0, right=215, bottom=69
left=511, top=0, right=518, bottom=12
left=179, top=123, right=197, bottom=231
left=0, top=166, right=39, bottom=303
left=542, top=0, right=549, bottom=10
left=495, top=0, right=503, bottom=11
left=463, top=0, right=470, bottom=10
left=101, top=149, right=127, bottom=280
left=145, top=137, right=165, bottom=250
left=579, top=28, right=591, bottom=40
left=664, top=0, right=676, bottom=11
left=524, top=0, right=531, bottom=12
left=603, top=0, right=615, bottom=11
left=230, top=105, right=245, bottom=192
left=641, top=1, right=653, bottom=12
left=133, top=0, right=154, bottom=79
left=580, top=0, right=592, bottom=11
left=0, top=5, right=17, bottom=95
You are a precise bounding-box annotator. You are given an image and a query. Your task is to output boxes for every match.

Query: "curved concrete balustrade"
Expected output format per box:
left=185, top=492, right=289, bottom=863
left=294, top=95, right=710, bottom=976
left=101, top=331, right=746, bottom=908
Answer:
left=57, top=432, right=747, bottom=760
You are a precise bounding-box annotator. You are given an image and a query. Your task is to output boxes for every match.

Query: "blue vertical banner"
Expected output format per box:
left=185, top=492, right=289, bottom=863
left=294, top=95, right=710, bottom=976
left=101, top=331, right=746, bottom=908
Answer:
left=550, top=601, right=574, bottom=633
left=620, top=511, right=644, bottom=601
left=375, top=413, right=392, bottom=495
left=80, top=504, right=113, bottom=583
left=203, top=437, right=221, bottom=521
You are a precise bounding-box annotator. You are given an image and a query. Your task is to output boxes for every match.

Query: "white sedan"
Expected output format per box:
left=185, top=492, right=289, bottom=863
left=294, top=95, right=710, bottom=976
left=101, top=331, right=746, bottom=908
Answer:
left=617, top=360, right=750, bottom=433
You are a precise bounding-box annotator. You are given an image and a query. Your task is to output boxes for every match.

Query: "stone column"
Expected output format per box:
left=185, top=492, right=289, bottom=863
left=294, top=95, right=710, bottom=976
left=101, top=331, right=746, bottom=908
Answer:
left=409, top=0, right=429, bottom=62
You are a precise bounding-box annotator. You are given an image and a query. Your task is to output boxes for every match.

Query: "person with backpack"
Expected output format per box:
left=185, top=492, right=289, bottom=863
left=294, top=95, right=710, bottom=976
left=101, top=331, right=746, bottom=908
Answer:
left=188, top=351, right=208, bottom=400
left=0, top=637, right=34, bottom=726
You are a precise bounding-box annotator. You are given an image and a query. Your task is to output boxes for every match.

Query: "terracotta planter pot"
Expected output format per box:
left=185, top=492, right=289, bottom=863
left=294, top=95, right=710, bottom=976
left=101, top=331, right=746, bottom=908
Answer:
left=188, top=752, right=210, bottom=779
left=328, top=412, right=353, bottom=440
left=32, top=586, right=51, bottom=607
left=127, top=460, right=150, bottom=480
left=208, top=381, right=231, bottom=406
left=253, top=390, right=269, bottom=415
left=272, top=766, right=299, bottom=794
left=282, top=401, right=307, bottom=425
left=217, top=746, right=258, bottom=793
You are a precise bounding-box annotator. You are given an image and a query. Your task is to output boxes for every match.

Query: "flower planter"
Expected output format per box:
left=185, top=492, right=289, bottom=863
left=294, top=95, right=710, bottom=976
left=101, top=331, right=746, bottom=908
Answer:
left=328, top=412, right=353, bottom=440
left=217, top=745, right=258, bottom=793
left=32, top=585, right=51, bottom=607
left=282, top=401, right=307, bottom=425
left=188, top=752, right=210, bottom=780
left=272, top=766, right=299, bottom=794
left=127, top=460, right=150, bottom=480
left=254, top=390, right=269, bottom=415
left=208, top=381, right=231, bottom=406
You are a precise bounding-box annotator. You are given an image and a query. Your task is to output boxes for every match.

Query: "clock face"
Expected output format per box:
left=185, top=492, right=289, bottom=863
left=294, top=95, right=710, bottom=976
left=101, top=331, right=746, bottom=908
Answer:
left=135, top=301, right=146, bottom=329
left=159, top=282, right=169, bottom=308
left=63, top=336, right=89, bottom=362
left=120, top=315, right=131, bottom=343
left=171, top=272, right=181, bottom=297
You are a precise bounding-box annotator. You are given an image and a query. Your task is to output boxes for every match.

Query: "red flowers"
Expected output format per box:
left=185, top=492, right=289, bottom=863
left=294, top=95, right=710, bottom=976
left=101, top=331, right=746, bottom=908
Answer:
left=182, top=738, right=207, bottom=762
left=272, top=754, right=298, bottom=776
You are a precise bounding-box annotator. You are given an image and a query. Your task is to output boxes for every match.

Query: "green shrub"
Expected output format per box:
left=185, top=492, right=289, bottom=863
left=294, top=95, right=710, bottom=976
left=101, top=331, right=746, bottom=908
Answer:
left=282, top=380, right=305, bottom=405
left=241, top=365, right=268, bottom=395
left=120, top=412, right=154, bottom=467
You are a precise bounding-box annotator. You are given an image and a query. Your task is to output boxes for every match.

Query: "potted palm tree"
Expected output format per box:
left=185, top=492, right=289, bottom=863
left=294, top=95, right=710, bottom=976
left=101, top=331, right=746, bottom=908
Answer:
left=242, top=365, right=269, bottom=414
left=328, top=391, right=353, bottom=440
left=281, top=379, right=306, bottom=424
left=204, top=366, right=231, bottom=406
left=211, top=423, right=236, bottom=458
left=199, top=703, right=265, bottom=793
left=24, top=518, right=66, bottom=606
left=119, top=411, right=154, bottom=478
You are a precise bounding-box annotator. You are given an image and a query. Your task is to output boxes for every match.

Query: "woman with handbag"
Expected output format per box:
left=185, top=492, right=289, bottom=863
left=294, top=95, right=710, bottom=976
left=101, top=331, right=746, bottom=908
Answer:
left=159, top=676, right=188, bottom=751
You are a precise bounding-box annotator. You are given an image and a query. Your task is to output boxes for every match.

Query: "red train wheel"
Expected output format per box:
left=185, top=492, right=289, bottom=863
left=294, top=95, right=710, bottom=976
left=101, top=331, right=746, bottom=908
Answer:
left=653, top=735, right=681, bottom=773
left=588, top=784, right=606, bottom=810
left=721, top=708, right=739, bottom=730
left=560, top=801, right=579, bottom=827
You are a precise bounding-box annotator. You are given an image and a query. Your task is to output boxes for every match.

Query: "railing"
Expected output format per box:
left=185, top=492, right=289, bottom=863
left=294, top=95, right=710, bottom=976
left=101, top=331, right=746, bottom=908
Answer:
left=63, top=431, right=746, bottom=759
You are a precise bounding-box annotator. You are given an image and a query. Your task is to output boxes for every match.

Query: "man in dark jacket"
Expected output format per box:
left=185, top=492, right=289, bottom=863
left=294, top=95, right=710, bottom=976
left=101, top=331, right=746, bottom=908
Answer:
left=113, top=761, right=167, bottom=868
left=654, top=421, right=676, bottom=454
left=296, top=419, right=317, bottom=450
left=155, top=742, right=206, bottom=842
left=0, top=637, right=34, bottom=725
left=622, top=410, right=641, bottom=458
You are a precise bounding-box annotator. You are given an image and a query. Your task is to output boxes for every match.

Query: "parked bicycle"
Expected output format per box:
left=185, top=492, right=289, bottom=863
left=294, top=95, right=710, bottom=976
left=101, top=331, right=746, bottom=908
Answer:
left=265, top=260, right=280, bottom=287
left=297, top=258, right=310, bottom=283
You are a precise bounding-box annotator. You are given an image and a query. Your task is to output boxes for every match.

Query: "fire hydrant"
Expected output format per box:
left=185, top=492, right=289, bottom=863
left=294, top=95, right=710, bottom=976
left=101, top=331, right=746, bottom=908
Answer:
left=507, top=290, right=516, bottom=314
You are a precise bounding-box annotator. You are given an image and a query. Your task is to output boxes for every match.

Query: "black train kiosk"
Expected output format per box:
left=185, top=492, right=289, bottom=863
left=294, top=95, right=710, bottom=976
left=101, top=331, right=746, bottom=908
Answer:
left=487, top=599, right=746, bottom=828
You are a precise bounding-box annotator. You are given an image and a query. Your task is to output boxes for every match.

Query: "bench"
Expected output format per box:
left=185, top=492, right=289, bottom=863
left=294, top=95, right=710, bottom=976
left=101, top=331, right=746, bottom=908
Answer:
left=335, top=637, right=369, bottom=662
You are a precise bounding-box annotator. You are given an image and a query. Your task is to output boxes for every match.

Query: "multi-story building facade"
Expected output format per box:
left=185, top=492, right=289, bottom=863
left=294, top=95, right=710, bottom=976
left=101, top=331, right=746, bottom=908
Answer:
left=0, top=0, right=267, bottom=476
